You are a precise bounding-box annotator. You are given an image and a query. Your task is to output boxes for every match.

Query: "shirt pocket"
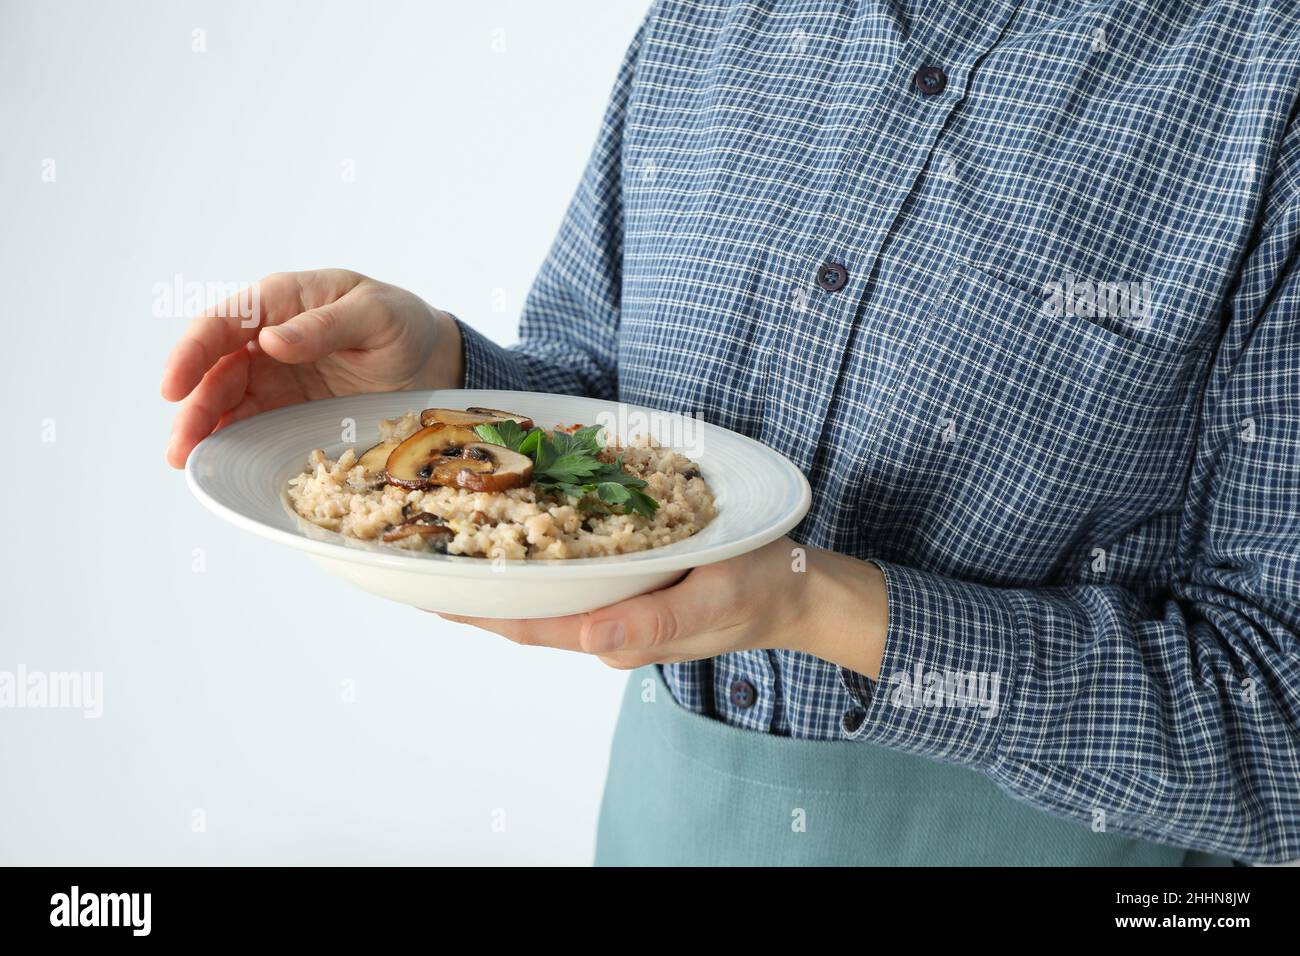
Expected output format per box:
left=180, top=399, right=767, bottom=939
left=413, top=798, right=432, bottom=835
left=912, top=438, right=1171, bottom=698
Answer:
left=866, top=264, right=1206, bottom=585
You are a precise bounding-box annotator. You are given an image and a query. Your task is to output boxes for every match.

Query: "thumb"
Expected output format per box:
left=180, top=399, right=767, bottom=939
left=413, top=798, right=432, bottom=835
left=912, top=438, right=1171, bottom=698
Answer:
left=580, top=572, right=699, bottom=655
left=258, top=298, right=390, bottom=364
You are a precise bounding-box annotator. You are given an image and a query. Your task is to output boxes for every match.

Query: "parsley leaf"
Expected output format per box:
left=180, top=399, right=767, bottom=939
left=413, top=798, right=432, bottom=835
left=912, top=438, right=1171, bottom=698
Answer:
left=517, top=428, right=542, bottom=456
left=473, top=419, right=530, bottom=452
left=621, top=487, right=660, bottom=520
left=472, top=420, right=660, bottom=518
left=541, top=451, right=608, bottom=485
left=595, top=482, right=631, bottom=506
left=598, top=457, right=648, bottom=487
left=568, top=424, right=605, bottom=455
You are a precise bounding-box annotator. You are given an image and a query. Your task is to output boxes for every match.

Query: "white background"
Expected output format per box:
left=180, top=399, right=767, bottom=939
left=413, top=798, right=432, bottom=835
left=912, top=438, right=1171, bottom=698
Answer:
left=0, top=0, right=648, bottom=865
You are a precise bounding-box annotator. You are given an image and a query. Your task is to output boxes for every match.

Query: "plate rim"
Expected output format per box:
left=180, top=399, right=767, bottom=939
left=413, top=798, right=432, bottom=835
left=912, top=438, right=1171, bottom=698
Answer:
left=185, top=390, right=812, bottom=580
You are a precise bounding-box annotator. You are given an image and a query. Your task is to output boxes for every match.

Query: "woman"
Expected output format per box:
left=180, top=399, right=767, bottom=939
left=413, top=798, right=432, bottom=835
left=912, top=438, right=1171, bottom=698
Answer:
left=163, top=0, right=1300, bottom=865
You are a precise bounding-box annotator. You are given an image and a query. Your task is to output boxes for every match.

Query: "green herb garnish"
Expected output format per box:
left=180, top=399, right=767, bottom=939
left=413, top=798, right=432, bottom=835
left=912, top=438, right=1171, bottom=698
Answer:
left=472, top=419, right=529, bottom=452
left=473, top=422, right=660, bottom=519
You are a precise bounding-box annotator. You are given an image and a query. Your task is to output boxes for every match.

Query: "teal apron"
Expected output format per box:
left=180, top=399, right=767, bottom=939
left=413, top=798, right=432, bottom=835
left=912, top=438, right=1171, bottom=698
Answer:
left=596, top=667, right=1232, bottom=866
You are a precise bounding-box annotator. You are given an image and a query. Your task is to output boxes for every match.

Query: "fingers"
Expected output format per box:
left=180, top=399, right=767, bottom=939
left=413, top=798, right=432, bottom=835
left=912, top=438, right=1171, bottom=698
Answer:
left=435, top=569, right=724, bottom=667
left=165, top=349, right=250, bottom=468
left=580, top=572, right=701, bottom=653
left=159, top=273, right=295, bottom=402
left=437, top=613, right=587, bottom=652
left=582, top=569, right=749, bottom=668
left=256, top=295, right=392, bottom=366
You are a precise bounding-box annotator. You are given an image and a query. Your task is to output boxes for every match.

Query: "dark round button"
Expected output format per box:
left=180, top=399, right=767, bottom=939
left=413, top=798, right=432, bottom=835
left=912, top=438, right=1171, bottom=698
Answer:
left=913, top=65, right=947, bottom=96
left=816, top=261, right=848, bottom=292
left=730, top=679, right=757, bottom=710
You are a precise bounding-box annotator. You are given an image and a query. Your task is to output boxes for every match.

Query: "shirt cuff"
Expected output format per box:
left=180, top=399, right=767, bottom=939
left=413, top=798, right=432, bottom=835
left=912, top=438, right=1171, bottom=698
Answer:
left=455, top=317, right=527, bottom=391
left=838, top=560, right=1020, bottom=768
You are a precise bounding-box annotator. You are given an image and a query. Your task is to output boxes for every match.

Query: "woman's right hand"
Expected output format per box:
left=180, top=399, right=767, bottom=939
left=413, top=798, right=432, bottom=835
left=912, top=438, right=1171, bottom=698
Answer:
left=161, top=269, right=464, bottom=468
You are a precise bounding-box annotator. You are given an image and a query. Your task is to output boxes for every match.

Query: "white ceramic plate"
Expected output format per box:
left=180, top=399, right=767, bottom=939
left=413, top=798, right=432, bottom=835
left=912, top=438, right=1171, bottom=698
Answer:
left=186, top=390, right=811, bottom=618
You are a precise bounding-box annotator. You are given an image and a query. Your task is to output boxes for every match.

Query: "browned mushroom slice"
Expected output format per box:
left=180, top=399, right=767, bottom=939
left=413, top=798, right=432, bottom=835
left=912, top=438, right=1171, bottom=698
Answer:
left=384, top=424, right=489, bottom=489
left=418, top=407, right=535, bottom=431
left=382, top=521, right=453, bottom=547
left=357, top=438, right=400, bottom=475
left=401, top=510, right=446, bottom=526
left=419, top=408, right=498, bottom=429
left=464, top=407, right=535, bottom=430
left=452, top=443, right=534, bottom=492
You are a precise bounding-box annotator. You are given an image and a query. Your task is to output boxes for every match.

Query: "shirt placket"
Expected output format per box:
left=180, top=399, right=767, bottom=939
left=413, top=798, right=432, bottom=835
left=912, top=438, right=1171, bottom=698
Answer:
left=735, top=3, right=1023, bottom=735
left=760, top=2, right=1023, bottom=475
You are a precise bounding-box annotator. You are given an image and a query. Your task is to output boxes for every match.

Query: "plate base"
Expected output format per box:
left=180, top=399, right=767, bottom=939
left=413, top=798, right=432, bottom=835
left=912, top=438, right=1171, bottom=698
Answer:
left=309, top=554, right=683, bottom=619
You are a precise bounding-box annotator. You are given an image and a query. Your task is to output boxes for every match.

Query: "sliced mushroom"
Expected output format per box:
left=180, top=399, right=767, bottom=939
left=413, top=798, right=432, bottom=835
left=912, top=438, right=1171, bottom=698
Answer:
left=357, top=438, right=400, bottom=475
left=418, top=408, right=499, bottom=428
left=464, top=407, right=535, bottom=429
left=418, top=407, right=535, bottom=431
left=453, top=443, right=534, bottom=492
left=384, top=424, right=490, bottom=489
left=382, top=520, right=453, bottom=548
left=403, top=510, right=446, bottom=525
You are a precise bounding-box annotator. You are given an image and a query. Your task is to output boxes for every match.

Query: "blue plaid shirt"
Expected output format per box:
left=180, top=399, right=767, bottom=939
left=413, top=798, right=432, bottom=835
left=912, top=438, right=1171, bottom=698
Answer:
left=457, top=0, right=1300, bottom=862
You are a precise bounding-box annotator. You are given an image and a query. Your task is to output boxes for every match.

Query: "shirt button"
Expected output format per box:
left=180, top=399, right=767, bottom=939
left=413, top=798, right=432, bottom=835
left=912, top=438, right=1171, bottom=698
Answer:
left=730, top=679, right=757, bottom=710
left=913, top=65, right=947, bottom=96
left=816, top=261, right=849, bottom=292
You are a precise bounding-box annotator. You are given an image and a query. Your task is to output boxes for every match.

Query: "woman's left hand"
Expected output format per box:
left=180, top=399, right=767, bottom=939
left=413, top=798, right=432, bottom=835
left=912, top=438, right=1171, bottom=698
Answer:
left=439, top=537, right=889, bottom=680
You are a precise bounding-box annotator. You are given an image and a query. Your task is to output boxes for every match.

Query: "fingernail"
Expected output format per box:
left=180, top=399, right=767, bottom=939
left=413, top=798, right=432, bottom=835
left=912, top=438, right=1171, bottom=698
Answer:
left=587, top=620, right=626, bottom=652
left=270, top=324, right=302, bottom=344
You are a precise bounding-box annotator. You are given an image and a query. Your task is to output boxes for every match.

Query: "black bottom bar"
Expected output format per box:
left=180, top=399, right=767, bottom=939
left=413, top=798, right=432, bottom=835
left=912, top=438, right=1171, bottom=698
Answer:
left=0, top=865, right=1291, bottom=941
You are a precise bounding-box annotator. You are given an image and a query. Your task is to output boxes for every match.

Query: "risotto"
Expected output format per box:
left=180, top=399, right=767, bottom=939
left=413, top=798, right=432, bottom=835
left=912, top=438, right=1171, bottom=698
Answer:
left=285, top=409, right=717, bottom=560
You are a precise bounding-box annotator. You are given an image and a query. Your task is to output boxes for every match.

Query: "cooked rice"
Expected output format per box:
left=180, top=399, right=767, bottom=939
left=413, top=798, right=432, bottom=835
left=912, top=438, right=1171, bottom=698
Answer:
left=286, top=411, right=717, bottom=559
